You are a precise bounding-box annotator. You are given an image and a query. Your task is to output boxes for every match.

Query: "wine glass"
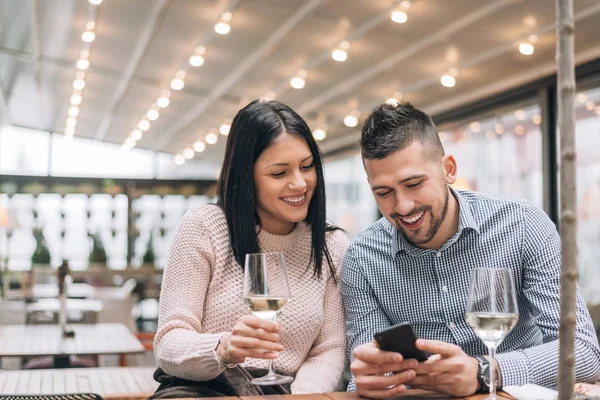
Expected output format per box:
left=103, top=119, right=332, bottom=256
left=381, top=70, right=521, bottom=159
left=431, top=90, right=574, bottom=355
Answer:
left=466, top=268, right=519, bottom=400
left=243, top=252, right=294, bottom=385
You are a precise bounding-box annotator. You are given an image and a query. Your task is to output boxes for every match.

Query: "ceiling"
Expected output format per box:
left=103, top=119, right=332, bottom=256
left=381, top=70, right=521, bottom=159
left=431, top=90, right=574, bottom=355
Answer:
left=1, top=0, right=600, bottom=168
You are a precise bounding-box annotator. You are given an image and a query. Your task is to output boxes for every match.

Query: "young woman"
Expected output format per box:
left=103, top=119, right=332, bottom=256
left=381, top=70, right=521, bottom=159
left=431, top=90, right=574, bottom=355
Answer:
left=151, top=100, right=349, bottom=398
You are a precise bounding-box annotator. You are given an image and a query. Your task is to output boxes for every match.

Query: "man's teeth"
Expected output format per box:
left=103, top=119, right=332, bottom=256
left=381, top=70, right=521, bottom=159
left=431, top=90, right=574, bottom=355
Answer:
left=402, top=212, right=423, bottom=224
left=283, top=195, right=304, bottom=203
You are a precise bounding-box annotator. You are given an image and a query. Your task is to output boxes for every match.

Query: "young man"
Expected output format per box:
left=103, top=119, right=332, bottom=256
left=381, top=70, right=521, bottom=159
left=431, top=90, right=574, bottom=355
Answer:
left=342, top=102, right=600, bottom=399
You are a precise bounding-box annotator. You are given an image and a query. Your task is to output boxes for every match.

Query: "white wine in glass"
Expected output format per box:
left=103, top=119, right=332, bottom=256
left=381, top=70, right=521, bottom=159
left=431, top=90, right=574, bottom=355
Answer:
left=243, top=252, right=294, bottom=386
left=466, top=268, right=518, bottom=400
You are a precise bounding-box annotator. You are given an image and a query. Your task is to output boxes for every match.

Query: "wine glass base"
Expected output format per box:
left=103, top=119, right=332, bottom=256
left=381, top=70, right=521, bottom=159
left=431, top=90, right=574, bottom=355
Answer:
left=251, top=373, right=294, bottom=386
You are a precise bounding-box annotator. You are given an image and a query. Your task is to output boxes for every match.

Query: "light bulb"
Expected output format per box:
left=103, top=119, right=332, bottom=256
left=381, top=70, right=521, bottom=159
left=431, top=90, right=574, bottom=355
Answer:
left=595, top=106, right=600, bottom=115
left=183, top=147, right=195, bottom=159
left=585, top=101, right=595, bottom=111
left=219, top=124, right=230, bottom=135
left=440, top=74, right=456, bottom=88
left=193, top=141, right=206, bottom=152
left=73, top=79, right=85, bottom=90
left=519, top=42, right=534, bottom=55
left=290, top=76, right=305, bottom=89
left=76, top=59, right=90, bottom=70
left=215, top=22, right=231, bottom=35
left=495, top=123, right=504, bottom=134
left=89, top=0, right=102, bottom=5
left=146, top=109, right=160, bottom=121
left=131, top=129, right=143, bottom=141
left=344, top=111, right=359, bottom=128
left=331, top=48, right=348, bottom=62
left=391, top=9, right=408, bottom=23
left=205, top=132, right=218, bottom=144
left=469, top=122, right=481, bottom=132
left=189, top=54, right=205, bottom=67
left=313, top=128, right=326, bottom=141
left=386, top=97, right=399, bottom=106
left=401, top=0, right=411, bottom=8
left=197, top=140, right=206, bottom=153
left=576, top=93, right=587, bottom=104
left=138, top=120, right=151, bottom=131
left=70, top=94, right=82, bottom=105
left=66, top=117, right=77, bottom=128
left=64, top=126, right=75, bottom=137
left=170, top=78, right=185, bottom=91
left=157, top=94, right=170, bottom=108
left=124, top=137, right=136, bottom=148
left=81, top=31, right=96, bottom=43
left=221, top=12, right=232, bottom=21
left=532, top=114, right=542, bottom=124
left=68, top=106, right=79, bottom=117
left=514, top=109, right=527, bottom=120
left=514, top=125, right=526, bottom=136
left=174, top=154, right=185, bottom=165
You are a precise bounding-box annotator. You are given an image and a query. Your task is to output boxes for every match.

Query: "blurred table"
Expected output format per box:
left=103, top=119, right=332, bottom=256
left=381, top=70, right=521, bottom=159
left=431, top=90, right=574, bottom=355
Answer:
left=26, top=298, right=104, bottom=313
left=32, top=282, right=96, bottom=299
left=0, top=367, right=158, bottom=400
left=0, top=323, right=144, bottom=366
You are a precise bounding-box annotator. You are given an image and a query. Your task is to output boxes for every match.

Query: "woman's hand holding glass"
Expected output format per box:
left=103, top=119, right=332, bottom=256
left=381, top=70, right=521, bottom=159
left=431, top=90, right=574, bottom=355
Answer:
left=218, top=314, right=284, bottom=365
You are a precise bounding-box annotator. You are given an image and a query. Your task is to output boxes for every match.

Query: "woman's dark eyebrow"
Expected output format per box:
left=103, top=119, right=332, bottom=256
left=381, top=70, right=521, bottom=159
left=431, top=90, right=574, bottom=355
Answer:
left=265, top=155, right=313, bottom=169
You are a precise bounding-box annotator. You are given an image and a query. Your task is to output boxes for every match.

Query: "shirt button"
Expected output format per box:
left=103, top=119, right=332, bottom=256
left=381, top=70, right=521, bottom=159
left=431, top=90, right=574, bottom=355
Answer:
left=436, top=251, right=442, bottom=257
left=442, top=285, right=448, bottom=293
left=448, top=322, right=456, bottom=329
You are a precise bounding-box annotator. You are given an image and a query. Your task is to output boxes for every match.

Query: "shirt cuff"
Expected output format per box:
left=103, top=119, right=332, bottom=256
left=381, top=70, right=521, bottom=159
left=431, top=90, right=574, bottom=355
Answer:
left=495, top=350, right=530, bottom=386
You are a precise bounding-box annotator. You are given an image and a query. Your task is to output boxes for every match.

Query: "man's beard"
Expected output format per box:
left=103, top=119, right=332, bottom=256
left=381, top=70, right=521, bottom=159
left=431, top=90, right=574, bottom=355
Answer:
left=394, top=187, right=449, bottom=247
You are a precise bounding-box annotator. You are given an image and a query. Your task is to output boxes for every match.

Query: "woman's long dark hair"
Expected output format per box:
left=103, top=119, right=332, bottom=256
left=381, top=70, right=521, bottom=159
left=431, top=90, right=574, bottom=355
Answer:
left=217, top=100, right=337, bottom=280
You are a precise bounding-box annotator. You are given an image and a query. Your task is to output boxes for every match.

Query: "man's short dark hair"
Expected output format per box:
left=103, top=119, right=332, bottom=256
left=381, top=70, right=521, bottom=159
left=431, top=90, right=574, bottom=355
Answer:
left=360, top=101, right=445, bottom=160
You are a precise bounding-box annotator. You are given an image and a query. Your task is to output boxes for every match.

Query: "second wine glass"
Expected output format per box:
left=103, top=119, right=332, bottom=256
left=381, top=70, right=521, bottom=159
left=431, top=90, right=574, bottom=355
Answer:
left=466, top=268, right=518, bottom=400
left=243, top=252, right=294, bottom=385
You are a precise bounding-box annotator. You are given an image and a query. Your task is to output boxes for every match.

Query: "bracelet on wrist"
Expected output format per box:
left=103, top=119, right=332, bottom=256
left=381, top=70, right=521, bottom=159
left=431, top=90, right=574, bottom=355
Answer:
left=215, top=335, right=237, bottom=369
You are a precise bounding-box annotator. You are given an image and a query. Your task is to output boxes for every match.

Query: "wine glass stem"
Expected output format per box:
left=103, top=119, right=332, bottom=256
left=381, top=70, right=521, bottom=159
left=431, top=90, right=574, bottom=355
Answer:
left=488, top=345, right=497, bottom=399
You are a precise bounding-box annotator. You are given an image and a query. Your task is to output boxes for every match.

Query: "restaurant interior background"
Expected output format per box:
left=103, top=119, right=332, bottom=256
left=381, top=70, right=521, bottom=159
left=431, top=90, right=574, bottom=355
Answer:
left=1, top=0, right=600, bottom=368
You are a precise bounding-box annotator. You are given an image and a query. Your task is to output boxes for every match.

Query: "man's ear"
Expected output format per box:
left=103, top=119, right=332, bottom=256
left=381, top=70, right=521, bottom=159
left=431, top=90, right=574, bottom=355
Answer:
left=442, top=154, right=457, bottom=184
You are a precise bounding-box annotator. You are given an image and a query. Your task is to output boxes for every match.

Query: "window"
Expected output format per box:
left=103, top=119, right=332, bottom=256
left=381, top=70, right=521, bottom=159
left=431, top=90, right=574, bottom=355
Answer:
left=439, top=103, right=544, bottom=208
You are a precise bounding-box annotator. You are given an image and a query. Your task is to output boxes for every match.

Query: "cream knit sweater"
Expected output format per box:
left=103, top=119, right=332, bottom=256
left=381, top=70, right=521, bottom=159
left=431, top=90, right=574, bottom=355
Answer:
left=154, top=204, right=349, bottom=394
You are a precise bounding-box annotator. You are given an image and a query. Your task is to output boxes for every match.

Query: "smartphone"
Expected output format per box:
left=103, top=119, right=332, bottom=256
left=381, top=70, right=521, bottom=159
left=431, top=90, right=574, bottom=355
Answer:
left=373, top=322, right=428, bottom=362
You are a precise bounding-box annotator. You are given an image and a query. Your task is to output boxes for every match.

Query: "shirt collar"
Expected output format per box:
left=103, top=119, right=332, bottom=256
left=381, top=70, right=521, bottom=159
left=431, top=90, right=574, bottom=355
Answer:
left=392, top=188, right=480, bottom=255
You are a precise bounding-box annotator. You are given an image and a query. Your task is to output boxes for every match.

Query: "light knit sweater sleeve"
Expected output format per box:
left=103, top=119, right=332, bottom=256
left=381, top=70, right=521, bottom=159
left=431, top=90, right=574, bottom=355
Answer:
left=291, top=230, right=350, bottom=394
left=153, top=208, right=225, bottom=381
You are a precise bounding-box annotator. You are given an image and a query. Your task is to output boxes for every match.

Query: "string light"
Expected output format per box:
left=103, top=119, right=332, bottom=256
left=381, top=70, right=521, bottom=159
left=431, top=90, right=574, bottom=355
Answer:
left=469, top=122, right=481, bottom=132
left=205, top=132, right=219, bottom=144
left=332, top=41, right=350, bottom=62
left=519, top=42, right=534, bottom=55
left=183, top=147, right=195, bottom=159
left=441, top=74, right=456, bottom=88
left=70, top=93, right=82, bottom=105
left=313, top=128, right=327, bottom=141
left=123, top=137, right=136, bottom=148
left=344, top=110, right=360, bottom=128
left=174, top=154, right=186, bottom=165
left=193, top=141, right=206, bottom=153
left=156, top=90, right=171, bottom=108
left=66, top=117, right=77, bottom=128
left=64, top=126, right=75, bottom=137
left=170, top=71, right=186, bottom=90
left=514, top=109, right=527, bottom=120
left=495, top=123, right=505, bottom=135
left=391, top=8, right=408, bottom=23
left=81, top=30, right=95, bottom=43
left=138, top=120, right=151, bottom=131
left=146, top=108, right=160, bottom=121
left=131, top=129, right=143, bottom=141
left=585, top=101, right=595, bottom=111
left=89, top=0, right=102, bottom=4
left=290, top=69, right=307, bottom=89
left=219, top=123, right=231, bottom=135
left=68, top=106, right=80, bottom=117
left=76, top=58, right=90, bottom=70
left=532, top=114, right=542, bottom=124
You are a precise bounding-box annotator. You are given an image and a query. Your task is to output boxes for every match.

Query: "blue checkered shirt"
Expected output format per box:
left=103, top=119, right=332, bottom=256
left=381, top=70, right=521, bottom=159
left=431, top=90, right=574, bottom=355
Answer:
left=342, top=190, right=600, bottom=390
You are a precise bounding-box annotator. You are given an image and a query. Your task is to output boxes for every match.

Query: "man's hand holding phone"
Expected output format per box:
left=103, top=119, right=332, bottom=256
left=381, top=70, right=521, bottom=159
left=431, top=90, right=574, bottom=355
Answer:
left=350, top=340, right=419, bottom=399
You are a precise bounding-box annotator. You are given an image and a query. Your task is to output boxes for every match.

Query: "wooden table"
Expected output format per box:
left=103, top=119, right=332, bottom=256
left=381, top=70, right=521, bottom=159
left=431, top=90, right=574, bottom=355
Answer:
left=0, top=367, right=158, bottom=399
left=0, top=323, right=144, bottom=367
